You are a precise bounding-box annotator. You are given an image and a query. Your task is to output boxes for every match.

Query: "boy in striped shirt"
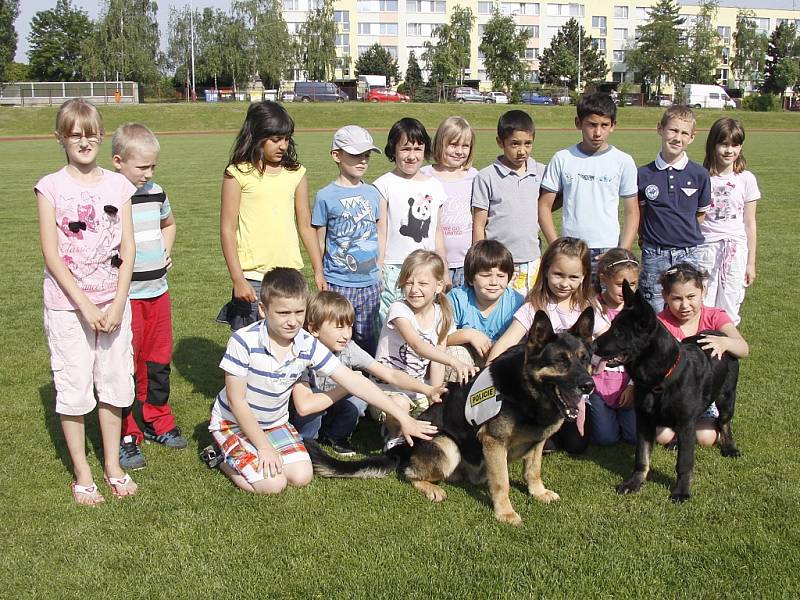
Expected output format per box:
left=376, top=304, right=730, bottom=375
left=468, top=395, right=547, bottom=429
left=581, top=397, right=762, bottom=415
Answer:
left=209, top=267, right=437, bottom=495
left=112, top=123, right=184, bottom=471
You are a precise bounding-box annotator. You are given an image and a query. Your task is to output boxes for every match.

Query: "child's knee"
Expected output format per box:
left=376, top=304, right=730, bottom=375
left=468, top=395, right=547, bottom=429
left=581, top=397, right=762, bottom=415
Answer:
left=696, top=426, right=718, bottom=447
left=251, top=475, right=288, bottom=495
left=655, top=427, right=676, bottom=446
left=285, top=461, right=313, bottom=487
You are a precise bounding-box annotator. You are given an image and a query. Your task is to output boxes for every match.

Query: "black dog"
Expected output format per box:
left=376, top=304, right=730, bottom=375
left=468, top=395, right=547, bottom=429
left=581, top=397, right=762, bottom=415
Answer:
left=594, top=282, right=740, bottom=502
left=307, top=309, right=595, bottom=526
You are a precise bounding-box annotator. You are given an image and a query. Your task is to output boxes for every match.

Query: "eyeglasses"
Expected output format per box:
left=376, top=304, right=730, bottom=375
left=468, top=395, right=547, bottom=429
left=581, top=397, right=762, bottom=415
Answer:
left=65, top=134, right=101, bottom=145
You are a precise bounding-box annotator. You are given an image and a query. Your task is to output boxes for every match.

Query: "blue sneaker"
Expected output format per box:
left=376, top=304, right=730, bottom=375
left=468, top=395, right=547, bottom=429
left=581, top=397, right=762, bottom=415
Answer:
left=119, top=435, right=147, bottom=470
left=144, top=426, right=188, bottom=449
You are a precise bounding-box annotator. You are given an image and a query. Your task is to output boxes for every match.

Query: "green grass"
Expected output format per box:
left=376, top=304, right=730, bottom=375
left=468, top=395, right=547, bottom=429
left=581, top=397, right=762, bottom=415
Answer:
left=1, top=104, right=799, bottom=598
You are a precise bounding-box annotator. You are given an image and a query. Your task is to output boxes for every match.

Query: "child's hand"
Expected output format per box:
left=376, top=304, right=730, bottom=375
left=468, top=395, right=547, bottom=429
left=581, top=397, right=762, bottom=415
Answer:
left=101, top=301, right=126, bottom=333
left=745, top=264, right=756, bottom=287
left=425, top=384, right=448, bottom=404
left=398, top=414, right=437, bottom=446
left=313, top=270, right=327, bottom=292
left=469, top=330, right=493, bottom=358
left=698, top=335, right=729, bottom=360
left=233, top=278, right=257, bottom=303
left=450, top=358, right=479, bottom=384
left=257, top=445, right=283, bottom=478
left=164, top=251, right=173, bottom=271
left=79, top=302, right=106, bottom=332
left=618, top=385, right=635, bottom=409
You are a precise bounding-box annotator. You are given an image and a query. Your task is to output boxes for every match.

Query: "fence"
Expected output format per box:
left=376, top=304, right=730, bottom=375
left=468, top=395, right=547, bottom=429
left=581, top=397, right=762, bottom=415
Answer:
left=0, top=81, right=139, bottom=106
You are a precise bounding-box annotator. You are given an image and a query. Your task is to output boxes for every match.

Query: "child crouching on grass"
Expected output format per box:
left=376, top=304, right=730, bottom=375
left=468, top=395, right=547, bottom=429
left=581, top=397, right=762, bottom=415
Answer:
left=289, top=291, right=446, bottom=456
left=209, top=268, right=437, bottom=495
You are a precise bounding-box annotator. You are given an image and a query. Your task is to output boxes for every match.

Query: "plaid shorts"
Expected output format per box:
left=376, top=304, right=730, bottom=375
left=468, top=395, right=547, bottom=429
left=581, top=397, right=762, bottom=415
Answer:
left=210, top=419, right=309, bottom=484
left=328, top=281, right=381, bottom=354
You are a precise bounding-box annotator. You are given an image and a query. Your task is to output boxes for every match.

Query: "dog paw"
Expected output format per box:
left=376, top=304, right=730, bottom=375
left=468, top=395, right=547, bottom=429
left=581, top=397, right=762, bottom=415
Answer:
left=720, top=445, right=741, bottom=458
left=534, top=489, right=560, bottom=504
left=670, top=491, right=692, bottom=503
left=426, top=487, right=447, bottom=502
left=617, top=480, right=643, bottom=495
left=496, top=510, right=523, bottom=526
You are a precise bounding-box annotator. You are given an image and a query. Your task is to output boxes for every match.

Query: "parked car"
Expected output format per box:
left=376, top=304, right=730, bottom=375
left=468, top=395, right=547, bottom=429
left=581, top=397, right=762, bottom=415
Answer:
left=520, top=91, right=553, bottom=105
left=280, top=91, right=295, bottom=102
left=483, top=91, right=509, bottom=104
left=647, top=95, right=673, bottom=107
left=294, top=81, right=349, bottom=102
left=451, top=86, right=485, bottom=103
left=366, top=87, right=410, bottom=103
left=683, top=84, right=735, bottom=109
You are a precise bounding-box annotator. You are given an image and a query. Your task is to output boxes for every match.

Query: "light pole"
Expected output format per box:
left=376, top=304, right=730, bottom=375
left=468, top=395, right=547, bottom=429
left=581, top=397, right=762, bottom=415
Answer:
left=190, top=1, right=197, bottom=102
left=577, top=22, right=582, bottom=92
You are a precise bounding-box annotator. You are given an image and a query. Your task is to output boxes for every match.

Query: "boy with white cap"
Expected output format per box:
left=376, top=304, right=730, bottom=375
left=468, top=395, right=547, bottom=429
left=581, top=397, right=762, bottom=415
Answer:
left=311, top=125, right=383, bottom=354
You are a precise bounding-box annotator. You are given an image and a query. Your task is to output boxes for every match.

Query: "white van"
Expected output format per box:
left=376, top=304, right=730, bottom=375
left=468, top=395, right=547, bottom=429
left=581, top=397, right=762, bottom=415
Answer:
left=683, top=84, right=736, bottom=109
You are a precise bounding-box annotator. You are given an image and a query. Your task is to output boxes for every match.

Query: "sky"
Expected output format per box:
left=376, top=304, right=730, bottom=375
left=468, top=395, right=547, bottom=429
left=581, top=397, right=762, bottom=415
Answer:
left=15, top=0, right=229, bottom=63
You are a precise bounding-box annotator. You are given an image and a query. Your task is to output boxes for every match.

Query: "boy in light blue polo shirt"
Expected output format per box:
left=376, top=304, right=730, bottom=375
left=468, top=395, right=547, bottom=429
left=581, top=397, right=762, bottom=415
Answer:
left=446, top=240, right=523, bottom=370
left=637, top=106, right=711, bottom=312
left=538, top=93, right=639, bottom=277
left=312, top=125, right=382, bottom=353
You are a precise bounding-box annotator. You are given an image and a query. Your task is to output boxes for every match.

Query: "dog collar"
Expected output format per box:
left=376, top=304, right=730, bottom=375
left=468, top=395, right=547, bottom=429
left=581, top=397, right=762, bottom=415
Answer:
left=653, top=351, right=681, bottom=393
left=465, top=369, right=503, bottom=427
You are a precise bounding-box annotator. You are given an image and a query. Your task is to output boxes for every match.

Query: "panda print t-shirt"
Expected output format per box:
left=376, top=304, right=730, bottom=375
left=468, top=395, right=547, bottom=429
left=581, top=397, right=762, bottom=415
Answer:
left=373, top=171, right=447, bottom=265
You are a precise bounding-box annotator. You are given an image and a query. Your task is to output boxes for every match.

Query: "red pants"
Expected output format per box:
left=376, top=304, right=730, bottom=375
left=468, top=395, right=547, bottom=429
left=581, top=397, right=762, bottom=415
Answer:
left=122, top=292, right=176, bottom=442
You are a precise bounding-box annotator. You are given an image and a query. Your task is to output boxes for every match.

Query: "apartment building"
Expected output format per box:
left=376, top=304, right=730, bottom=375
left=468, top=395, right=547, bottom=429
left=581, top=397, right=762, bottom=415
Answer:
left=283, top=1, right=800, bottom=90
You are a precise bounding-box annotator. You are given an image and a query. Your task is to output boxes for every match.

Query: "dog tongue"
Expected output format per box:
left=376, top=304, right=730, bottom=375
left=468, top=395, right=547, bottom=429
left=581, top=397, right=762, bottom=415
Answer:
left=576, top=401, right=586, bottom=436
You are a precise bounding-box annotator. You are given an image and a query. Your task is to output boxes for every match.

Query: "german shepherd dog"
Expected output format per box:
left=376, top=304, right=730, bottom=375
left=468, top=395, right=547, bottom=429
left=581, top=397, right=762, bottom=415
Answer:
left=594, top=282, right=740, bottom=502
left=306, top=308, right=595, bottom=526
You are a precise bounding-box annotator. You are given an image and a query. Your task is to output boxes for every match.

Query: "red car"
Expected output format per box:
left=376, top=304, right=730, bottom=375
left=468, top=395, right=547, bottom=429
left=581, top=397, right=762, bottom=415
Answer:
left=366, top=87, right=410, bottom=103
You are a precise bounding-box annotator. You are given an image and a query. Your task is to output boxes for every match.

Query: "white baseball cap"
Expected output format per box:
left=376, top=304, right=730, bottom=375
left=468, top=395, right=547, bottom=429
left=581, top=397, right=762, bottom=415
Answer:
left=331, top=125, right=381, bottom=154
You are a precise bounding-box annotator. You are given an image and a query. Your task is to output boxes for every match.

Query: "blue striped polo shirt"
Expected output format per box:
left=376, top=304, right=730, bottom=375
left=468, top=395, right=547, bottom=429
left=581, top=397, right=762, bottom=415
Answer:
left=130, top=181, right=171, bottom=299
left=210, top=321, right=341, bottom=431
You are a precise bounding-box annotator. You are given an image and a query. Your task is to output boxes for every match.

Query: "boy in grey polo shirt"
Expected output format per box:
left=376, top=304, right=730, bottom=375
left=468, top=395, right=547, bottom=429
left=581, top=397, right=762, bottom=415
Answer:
left=472, top=110, right=545, bottom=294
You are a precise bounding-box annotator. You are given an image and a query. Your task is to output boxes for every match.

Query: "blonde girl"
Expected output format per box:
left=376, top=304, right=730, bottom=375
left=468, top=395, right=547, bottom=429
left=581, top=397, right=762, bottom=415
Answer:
left=420, top=116, right=478, bottom=287
left=35, top=99, right=138, bottom=504
left=487, top=237, right=603, bottom=453
left=374, top=118, right=450, bottom=327
left=373, top=251, right=478, bottom=426
left=589, top=248, right=640, bottom=446
left=698, top=117, right=760, bottom=325
left=218, top=101, right=324, bottom=330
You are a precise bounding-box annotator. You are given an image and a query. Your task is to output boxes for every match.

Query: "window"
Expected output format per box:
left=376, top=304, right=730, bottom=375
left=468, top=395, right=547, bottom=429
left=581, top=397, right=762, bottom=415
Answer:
left=717, top=25, right=730, bottom=42
left=753, top=17, right=769, bottom=35
left=335, top=34, right=349, bottom=46
left=592, top=15, right=607, bottom=35
left=613, top=49, right=626, bottom=62
left=358, top=23, right=398, bottom=35
left=334, top=11, right=350, bottom=32
left=283, top=0, right=298, bottom=9
left=478, top=69, right=487, bottom=81
left=502, top=2, right=539, bottom=15
left=547, top=3, right=583, bottom=17
left=358, top=0, right=397, bottom=12
left=287, top=22, right=303, bottom=34
left=517, top=25, right=538, bottom=37
left=593, top=38, right=606, bottom=52
left=614, top=6, right=628, bottom=19
left=478, top=24, right=486, bottom=36
left=358, top=46, right=370, bottom=55
left=386, top=46, right=398, bottom=59
left=716, top=68, right=729, bottom=86
left=407, top=0, right=445, bottom=12
left=407, top=23, right=435, bottom=37
left=521, top=47, right=539, bottom=60
left=722, top=46, right=729, bottom=65
left=613, top=28, right=627, bottom=41
left=635, top=6, right=648, bottom=19
left=478, top=1, right=493, bottom=14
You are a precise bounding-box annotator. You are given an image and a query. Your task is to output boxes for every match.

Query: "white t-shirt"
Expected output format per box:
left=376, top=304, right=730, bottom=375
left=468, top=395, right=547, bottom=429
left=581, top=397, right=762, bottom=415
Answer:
left=513, top=301, right=606, bottom=337
left=373, top=171, right=446, bottom=265
left=701, top=170, right=760, bottom=243
left=375, top=301, right=452, bottom=380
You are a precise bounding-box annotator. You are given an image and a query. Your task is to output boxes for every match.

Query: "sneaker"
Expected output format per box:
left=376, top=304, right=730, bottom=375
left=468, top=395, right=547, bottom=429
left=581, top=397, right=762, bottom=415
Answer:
left=143, top=426, right=188, bottom=449
left=119, top=435, right=147, bottom=470
left=321, top=436, right=356, bottom=457
left=200, top=444, right=224, bottom=469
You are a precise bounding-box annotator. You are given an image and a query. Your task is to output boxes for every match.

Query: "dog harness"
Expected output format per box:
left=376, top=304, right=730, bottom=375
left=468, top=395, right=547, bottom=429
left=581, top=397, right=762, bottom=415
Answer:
left=464, top=369, right=503, bottom=426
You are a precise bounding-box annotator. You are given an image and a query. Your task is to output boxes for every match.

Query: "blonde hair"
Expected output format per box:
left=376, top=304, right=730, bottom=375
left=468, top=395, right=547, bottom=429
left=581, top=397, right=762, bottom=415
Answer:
left=55, top=98, right=104, bottom=140
left=111, top=122, right=160, bottom=160
left=659, top=105, right=696, bottom=131
left=431, top=116, right=475, bottom=169
left=306, top=291, right=355, bottom=329
left=525, top=237, right=593, bottom=312
left=397, top=250, right=453, bottom=344
left=704, top=117, right=747, bottom=176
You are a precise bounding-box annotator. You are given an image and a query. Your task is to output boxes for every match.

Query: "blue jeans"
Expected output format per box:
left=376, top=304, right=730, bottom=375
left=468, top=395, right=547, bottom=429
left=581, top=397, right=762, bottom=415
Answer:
left=449, top=267, right=465, bottom=288
left=289, top=395, right=368, bottom=441
left=640, top=243, right=700, bottom=314
left=589, top=247, right=612, bottom=290
left=588, top=393, right=637, bottom=445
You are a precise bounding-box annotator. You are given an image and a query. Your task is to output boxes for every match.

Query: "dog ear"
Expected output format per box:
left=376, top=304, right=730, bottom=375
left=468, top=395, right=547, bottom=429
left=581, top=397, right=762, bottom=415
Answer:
left=569, top=307, right=595, bottom=343
left=622, top=279, right=636, bottom=307
left=527, top=310, right=555, bottom=353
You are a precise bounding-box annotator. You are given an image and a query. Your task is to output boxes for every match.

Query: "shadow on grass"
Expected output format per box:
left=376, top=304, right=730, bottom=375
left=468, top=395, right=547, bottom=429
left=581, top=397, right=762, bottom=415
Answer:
left=173, top=336, right=224, bottom=447
left=582, top=443, right=676, bottom=492
left=39, top=384, right=104, bottom=476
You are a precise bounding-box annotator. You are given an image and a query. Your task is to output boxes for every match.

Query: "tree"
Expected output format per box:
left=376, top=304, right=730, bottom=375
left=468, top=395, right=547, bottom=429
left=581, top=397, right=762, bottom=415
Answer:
left=27, top=0, right=92, bottom=81
left=299, top=0, right=337, bottom=81
left=479, top=9, right=531, bottom=94
left=682, top=0, right=722, bottom=85
left=423, top=5, right=475, bottom=95
left=165, top=5, right=195, bottom=95
left=538, top=18, right=606, bottom=90
left=404, top=50, right=424, bottom=98
left=82, top=0, right=162, bottom=85
left=199, top=9, right=250, bottom=91
left=233, top=0, right=291, bottom=89
left=625, top=0, right=685, bottom=98
left=761, top=21, right=799, bottom=100
left=5, top=61, right=28, bottom=81
left=0, top=0, right=19, bottom=82
left=354, top=43, right=400, bottom=85
left=731, top=9, right=768, bottom=91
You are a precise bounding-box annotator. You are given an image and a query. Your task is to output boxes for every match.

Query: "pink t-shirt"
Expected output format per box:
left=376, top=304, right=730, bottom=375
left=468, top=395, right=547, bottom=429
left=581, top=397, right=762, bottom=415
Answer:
left=701, top=170, right=760, bottom=243
left=35, top=167, right=136, bottom=310
left=420, top=165, right=477, bottom=268
left=513, top=300, right=606, bottom=337
left=657, top=306, right=733, bottom=340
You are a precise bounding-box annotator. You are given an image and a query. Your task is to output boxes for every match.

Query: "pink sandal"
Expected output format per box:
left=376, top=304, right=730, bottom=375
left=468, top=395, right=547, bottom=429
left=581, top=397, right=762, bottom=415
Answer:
left=71, top=481, right=105, bottom=506
left=104, top=473, right=138, bottom=498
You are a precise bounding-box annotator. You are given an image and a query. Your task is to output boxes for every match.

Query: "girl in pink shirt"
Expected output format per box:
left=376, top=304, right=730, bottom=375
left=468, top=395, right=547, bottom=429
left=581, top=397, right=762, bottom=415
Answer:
left=35, top=99, right=138, bottom=505
left=655, top=263, right=749, bottom=447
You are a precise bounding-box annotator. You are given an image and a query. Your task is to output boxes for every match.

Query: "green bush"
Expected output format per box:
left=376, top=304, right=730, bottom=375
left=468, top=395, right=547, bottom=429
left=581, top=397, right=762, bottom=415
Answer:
left=742, top=93, right=780, bottom=112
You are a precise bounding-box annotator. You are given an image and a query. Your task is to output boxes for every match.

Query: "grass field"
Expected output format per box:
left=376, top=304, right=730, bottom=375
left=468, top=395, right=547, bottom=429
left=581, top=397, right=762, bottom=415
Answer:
left=1, top=102, right=799, bottom=599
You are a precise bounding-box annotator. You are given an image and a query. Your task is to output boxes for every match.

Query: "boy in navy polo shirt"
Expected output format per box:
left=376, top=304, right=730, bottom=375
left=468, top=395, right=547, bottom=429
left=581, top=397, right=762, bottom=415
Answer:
left=637, top=106, right=711, bottom=312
